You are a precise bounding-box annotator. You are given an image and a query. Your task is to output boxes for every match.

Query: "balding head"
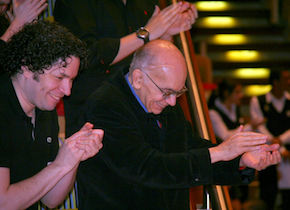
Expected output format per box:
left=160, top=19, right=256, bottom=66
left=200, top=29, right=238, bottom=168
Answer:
left=129, top=40, right=188, bottom=115
left=130, top=40, right=187, bottom=77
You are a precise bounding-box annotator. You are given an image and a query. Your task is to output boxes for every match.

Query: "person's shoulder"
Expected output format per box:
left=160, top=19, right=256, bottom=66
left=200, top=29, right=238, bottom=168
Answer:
left=85, top=83, right=128, bottom=115
left=0, top=74, right=12, bottom=99
left=0, top=75, right=18, bottom=113
left=284, top=91, right=290, bottom=100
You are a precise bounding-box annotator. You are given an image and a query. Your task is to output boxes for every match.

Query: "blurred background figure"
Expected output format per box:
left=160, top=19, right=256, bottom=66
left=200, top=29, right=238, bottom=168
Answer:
left=208, top=80, right=265, bottom=143
left=208, top=80, right=265, bottom=210
left=250, top=69, right=290, bottom=210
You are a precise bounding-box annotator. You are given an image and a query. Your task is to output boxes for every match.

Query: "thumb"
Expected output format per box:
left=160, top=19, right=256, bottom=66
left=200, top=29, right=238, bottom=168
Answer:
left=12, top=0, right=20, bottom=8
left=152, top=5, right=160, bottom=17
left=238, top=125, right=244, bottom=132
left=80, top=122, right=93, bottom=131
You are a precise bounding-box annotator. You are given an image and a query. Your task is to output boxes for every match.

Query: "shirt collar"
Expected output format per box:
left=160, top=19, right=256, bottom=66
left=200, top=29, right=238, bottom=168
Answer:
left=214, top=98, right=237, bottom=121
left=266, top=91, right=290, bottom=103
left=125, top=73, right=148, bottom=113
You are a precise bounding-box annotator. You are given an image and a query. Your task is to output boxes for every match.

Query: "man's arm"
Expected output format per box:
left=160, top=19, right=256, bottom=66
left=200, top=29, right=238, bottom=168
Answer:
left=54, top=0, right=197, bottom=68
left=41, top=124, right=104, bottom=207
left=1, top=0, right=47, bottom=42
left=113, top=2, right=198, bottom=65
left=0, top=163, right=75, bottom=209
left=0, top=123, right=103, bottom=209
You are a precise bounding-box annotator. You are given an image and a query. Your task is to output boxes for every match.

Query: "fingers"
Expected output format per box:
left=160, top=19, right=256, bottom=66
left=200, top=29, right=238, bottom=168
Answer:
left=61, top=128, right=103, bottom=163
left=160, top=3, right=182, bottom=23
left=35, top=0, right=48, bottom=16
left=231, top=132, right=267, bottom=144
left=255, top=151, right=281, bottom=171
left=75, top=131, right=104, bottom=160
left=234, top=130, right=266, bottom=137
left=12, top=0, right=19, bottom=7
left=237, top=125, right=244, bottom=132
left=220, top=132, right=268, bottom=161
left=146, top=3, right=182, bottom=40
left=180, top=2, right=198, bottom=25
left=264, top=143, right=280, bottom=151
left=80, top=122, right=94, bottom=131
left=29, top=0, right=48, bottom=15
left=90, top=129, right=104, bottom=138
left=235, top=137, right=267, bottom=153
left=152, top=5, right=160, bottom=17
left=191, top=3, right=198, bottom=20
left=76, top=136, right=103, bottom=152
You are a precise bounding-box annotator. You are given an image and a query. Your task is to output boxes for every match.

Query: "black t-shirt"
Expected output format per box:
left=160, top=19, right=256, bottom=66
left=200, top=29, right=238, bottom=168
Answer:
left=0, top=74, right=59, bottom=210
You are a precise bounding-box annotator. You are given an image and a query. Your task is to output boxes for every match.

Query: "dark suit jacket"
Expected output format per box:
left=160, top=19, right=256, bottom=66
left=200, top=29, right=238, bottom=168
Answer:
left=78, top=70, right=255, bottom=210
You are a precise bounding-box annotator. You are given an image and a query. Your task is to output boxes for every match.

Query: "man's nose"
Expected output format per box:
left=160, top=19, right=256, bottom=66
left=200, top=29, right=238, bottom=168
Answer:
left=60, top=80, right=72, bottom=96
left=165, top=95, right=177, bottom=106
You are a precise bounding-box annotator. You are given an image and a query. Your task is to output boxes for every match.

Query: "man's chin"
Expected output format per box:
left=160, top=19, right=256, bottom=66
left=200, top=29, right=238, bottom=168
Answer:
left=152, top=109, right=163, bottom=115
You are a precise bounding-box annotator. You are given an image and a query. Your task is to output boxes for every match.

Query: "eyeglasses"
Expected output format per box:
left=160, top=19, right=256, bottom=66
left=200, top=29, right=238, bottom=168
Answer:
left=142, top=71, right=188, bottom=99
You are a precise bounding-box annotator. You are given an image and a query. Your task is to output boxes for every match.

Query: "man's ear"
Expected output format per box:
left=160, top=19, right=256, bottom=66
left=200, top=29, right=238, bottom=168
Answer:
left=132, top=69, right=143, bottom=89
left=21, top=66, right=32, bottom=79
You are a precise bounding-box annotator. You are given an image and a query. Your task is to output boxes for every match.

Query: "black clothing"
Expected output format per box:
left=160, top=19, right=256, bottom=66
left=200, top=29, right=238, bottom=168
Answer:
left=0, top=39, right=5, bottom=50
left=212, top=105, right=242, bottom=130
left=0, top=15, right=9, bottom=37
left=211, top=104, right=243, bottom=144
left=77, top=70, right=255, bottom=210
left=54, top=0, right=158, bottom=137
left=0, top=39, right=5, bottom=75
left=280, top=189, right=290, bottom=210
left=211, top=105, right=248, bottom=202
left=258, top=94, right=290, bottom=137
left=257, top=94, right=290, bottom=210
left=0, top=74, right=59, bottom=210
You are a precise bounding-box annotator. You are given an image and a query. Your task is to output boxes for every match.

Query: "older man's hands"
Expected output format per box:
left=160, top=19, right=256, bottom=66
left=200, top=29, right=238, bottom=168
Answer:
left=240, top=144, right=281, bottom=171
left=209, top=126, right=268, bottom=163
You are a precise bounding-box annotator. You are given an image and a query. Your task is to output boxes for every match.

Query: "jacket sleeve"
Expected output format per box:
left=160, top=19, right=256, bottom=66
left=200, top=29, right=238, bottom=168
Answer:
left=83, top=92, right=255, bottom=189
left=54, top=0, right=120, bottom=71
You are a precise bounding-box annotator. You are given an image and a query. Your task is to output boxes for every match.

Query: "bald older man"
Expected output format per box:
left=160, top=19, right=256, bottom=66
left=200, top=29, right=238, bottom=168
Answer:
left=78, top=40, right=280, bottom=210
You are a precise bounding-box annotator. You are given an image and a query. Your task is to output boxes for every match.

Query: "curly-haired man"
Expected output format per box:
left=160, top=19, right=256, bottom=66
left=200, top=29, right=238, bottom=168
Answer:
left=0, top=20, right=103, bottom=210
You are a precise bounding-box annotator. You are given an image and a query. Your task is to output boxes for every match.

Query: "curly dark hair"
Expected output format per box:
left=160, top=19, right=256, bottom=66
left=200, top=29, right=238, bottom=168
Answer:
left=0, top=20, right=88, bottom=77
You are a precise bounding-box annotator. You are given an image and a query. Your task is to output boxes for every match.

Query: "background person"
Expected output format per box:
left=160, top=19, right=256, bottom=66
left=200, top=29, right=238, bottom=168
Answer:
left=208, top=80, right=265, bottom=210
left=250, top=69, right=290, bottom=210
left=208, top=80, right=265, bottom=143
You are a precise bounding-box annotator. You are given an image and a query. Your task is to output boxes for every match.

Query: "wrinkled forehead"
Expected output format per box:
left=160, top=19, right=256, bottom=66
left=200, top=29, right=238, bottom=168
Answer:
left=146, top=64, right=187, bottom=81
left=146, top=65, right=176, bottom=74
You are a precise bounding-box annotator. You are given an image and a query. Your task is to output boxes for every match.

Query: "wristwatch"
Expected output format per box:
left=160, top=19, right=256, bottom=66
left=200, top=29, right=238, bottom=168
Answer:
left=136, top=27, right=150, bottom=44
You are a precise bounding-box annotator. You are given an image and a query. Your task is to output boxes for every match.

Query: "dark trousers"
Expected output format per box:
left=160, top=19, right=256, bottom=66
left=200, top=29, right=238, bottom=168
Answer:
left=280, top=189, right=290, bottom=210
left=259, top=165, right=278, bottom=210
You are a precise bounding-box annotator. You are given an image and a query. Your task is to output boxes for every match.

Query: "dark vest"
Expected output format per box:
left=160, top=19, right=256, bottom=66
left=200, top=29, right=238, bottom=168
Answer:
left=212, top=104, right=244, bottom=143
left=258, top=94, right=290, bottom=137
left=212, top=105, right=244, bottom=129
